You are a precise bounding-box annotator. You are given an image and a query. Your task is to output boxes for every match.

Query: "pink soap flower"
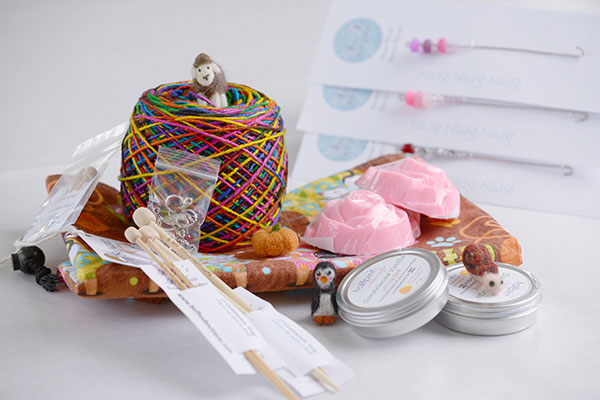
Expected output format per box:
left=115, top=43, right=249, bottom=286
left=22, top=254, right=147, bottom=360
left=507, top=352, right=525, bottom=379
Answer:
left=303, top=190, right=419, bottom=256
left=355, top=157, right=460, bottom=219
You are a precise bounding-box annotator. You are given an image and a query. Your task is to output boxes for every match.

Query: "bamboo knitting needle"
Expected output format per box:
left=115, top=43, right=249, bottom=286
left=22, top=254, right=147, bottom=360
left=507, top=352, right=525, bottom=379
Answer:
left=133, top=208, right=252, bottom=312
left=132, top=207, right=340, bottom=393
left=124, top=227, right=187, bottom=289
left=127, top=225, right=298, bottom=400
left=138, top=227, right=195, bottom=288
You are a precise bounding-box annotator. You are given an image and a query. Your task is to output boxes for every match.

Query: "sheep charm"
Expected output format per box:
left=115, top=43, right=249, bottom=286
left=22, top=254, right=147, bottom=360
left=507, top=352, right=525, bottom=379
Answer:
left=462, top=243, right=504, bottom=295
left=191, top=53, right=228, bottom=108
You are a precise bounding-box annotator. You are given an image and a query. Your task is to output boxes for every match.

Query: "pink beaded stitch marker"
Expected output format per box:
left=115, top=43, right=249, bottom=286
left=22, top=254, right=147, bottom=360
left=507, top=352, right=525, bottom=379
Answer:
left=400, top=91, right=589, bottom=122
left=407, top=37, right=584, bottom=58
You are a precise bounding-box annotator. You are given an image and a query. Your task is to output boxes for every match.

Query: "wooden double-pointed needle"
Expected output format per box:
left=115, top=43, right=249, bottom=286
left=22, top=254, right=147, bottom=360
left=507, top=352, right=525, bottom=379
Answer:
left=137, top=226, right=194, bottom=288
left=125, top=225, right=299, bottom=400
left=124, top=227, right=186, bottom=289
left=132, top=207, right=340, bottom=393
left=133, top=208, right=251, bottom=312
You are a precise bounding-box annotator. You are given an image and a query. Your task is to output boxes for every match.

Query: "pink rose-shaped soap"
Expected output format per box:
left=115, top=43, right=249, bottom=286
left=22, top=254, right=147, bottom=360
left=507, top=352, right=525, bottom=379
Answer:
left=302, top=190, right=419, bottom=256
left=355, top=157, right=460, bottom=219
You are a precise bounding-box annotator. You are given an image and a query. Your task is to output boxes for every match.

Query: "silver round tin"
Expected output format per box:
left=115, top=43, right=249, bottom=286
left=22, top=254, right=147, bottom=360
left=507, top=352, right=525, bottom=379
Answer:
left=435, top=262, right=542, bottom=336
left=337, top=248, right=448, bottom=339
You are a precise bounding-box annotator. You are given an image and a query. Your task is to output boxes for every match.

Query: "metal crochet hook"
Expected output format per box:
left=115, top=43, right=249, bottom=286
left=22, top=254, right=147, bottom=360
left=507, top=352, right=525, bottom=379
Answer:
left=401, top=91, right=589, bottom=122
left=407, top=38, right=584, bottom=58
left=401, top=143, right=574, bottom=176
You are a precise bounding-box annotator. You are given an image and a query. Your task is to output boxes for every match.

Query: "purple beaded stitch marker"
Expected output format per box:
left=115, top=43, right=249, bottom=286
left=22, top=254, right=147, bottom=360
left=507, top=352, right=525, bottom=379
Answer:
left=408, top=37, right=584, bottom=58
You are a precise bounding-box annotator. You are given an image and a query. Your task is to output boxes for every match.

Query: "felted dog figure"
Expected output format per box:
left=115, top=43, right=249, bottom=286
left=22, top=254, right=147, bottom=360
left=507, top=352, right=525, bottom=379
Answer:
left=191, top=53, right=228, bottom=108
left=311, top=261, right=338, bottom=324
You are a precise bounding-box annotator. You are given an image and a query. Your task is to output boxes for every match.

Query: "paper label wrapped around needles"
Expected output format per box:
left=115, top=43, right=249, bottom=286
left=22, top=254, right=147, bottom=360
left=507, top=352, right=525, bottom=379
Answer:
left=235, top=287, right=355, bottom=397
left=237, top=288, right=336, bottom=376
left=139, top=259, right=354, bottom=397
left=140, top=260, right=279, bottom=374
left=17, top=122, right=128, bottom=247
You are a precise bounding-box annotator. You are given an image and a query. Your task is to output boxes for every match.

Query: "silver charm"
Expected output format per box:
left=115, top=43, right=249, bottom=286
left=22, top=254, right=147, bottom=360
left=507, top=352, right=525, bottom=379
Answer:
left=153, top=194, right=199, bottom=252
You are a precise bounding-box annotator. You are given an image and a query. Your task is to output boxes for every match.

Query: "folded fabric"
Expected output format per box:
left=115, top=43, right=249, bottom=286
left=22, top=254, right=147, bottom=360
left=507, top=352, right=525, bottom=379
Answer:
left=355, top=157, right=460, bottom=219
left=50, top=153, right=522, bottom=298
left=302, top=190, right=418, bottom=256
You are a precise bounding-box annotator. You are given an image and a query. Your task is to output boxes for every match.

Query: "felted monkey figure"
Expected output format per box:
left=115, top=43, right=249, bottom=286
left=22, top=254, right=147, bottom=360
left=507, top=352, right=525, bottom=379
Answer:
left=191, top=53, right=228, bottom=108
left=462, top=243, right=504, bottom=295
left=311, top=261, right=338, bottom=325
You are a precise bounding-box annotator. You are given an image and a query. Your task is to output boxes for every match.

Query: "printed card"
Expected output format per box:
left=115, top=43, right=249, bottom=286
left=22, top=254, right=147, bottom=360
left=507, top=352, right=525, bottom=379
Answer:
left=311, top=0, right=600, bottom=112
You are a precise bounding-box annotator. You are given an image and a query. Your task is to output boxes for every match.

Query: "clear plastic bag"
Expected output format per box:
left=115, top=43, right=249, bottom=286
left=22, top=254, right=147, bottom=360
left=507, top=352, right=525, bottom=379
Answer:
left=147, top=146, right=221, bottom=253
left=16, top=122, right=128, bottom=247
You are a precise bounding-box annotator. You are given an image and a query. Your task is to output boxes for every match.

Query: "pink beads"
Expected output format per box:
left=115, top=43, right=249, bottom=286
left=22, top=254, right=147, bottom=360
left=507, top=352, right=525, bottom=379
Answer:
left=422, top=93, right=433, bottom=108
left=438, top=38, right=447, bottom=53
left=404, top=91, right=415, bottom=106
left=410, top=38, right=420, bottom=53
left=404, top=91, right=436, bottom=108
left=413, top=92, right=424, bottom=107
left=408, top=37, right=449, bottom=54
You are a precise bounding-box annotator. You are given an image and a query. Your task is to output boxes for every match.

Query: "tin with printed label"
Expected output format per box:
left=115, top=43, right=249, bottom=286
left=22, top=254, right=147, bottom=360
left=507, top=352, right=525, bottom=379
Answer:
left=435, top=262, right=542, bottom=336
left=336, top=248, right=449, bottom=339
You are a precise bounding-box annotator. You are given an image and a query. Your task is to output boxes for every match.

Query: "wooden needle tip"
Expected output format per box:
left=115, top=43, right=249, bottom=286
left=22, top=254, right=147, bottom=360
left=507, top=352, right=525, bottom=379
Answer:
left=133, top=207, right=156, bottom=227
left=139, top=225, right=160, bottom=241
left=124, top=227, right=141, bottom=243
left=311, top=369, right=340, bottom=393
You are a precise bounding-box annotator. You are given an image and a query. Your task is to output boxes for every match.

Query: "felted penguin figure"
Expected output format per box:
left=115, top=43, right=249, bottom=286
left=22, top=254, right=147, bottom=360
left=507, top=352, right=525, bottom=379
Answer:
left=311, top=261, right=338, bottom=325
left=462, top=243, right=504, bottom=295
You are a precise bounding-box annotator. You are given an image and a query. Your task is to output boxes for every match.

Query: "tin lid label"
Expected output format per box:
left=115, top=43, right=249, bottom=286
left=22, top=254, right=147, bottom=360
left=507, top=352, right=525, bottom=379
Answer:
left=347, top=254, right=431, bottom=308
left=447, top=267, right=532, bottom=303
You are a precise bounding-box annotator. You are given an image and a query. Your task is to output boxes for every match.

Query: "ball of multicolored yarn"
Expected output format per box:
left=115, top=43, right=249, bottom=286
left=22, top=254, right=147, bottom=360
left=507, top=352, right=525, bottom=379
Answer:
left=119, top=81, right=287, bottom=252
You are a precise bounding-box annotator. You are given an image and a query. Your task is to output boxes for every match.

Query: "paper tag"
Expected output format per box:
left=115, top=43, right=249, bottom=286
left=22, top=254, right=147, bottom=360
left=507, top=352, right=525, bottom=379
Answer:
left=176, top=287, right=264, bottom=354
left=76, top=231, right=152, bottom=267
left=171, top=262, right=287, bottom=371
left=278, top=358, right=356, bottom=398
left=235, top=287, right=355, bottom=381
left=139, top=260, right=288, bottom=376
left=139, top=262, right=258, bottom=374
left=168, top=260, right=212, bottom=290
left=311, top=0, right=600, bottom=113
left=246, top=309, right=334, bottom=376
left=298, top=84, right=600, bottom=167
left=133, top=260, right=354, bottom=394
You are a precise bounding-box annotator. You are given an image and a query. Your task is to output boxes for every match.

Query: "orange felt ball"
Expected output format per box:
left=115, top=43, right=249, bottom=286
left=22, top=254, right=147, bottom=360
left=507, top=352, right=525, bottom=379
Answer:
left=252, top=224, right=299, bottom=257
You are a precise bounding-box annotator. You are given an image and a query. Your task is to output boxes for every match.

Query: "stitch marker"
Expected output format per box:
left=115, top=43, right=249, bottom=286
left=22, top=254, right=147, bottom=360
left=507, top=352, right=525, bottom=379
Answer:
left=400, top=91, right=589, bottom=122
left=407, top=38, right=584, bottom=58
left=401, top=143, right=574, bottom=176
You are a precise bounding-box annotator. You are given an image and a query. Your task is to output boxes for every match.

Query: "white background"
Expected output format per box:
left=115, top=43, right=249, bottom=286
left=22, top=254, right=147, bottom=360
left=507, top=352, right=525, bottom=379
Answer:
left=1, top=1, right=599, bottom=400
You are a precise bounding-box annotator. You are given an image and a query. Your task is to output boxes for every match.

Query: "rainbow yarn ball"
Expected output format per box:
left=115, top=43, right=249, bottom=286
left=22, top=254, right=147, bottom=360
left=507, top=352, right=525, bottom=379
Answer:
left=119, top=82, right=287, bottom=252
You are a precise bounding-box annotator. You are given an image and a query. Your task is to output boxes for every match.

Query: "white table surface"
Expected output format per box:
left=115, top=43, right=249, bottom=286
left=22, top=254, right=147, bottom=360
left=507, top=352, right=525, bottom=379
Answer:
left=1, top=1, right=599, bottom=400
